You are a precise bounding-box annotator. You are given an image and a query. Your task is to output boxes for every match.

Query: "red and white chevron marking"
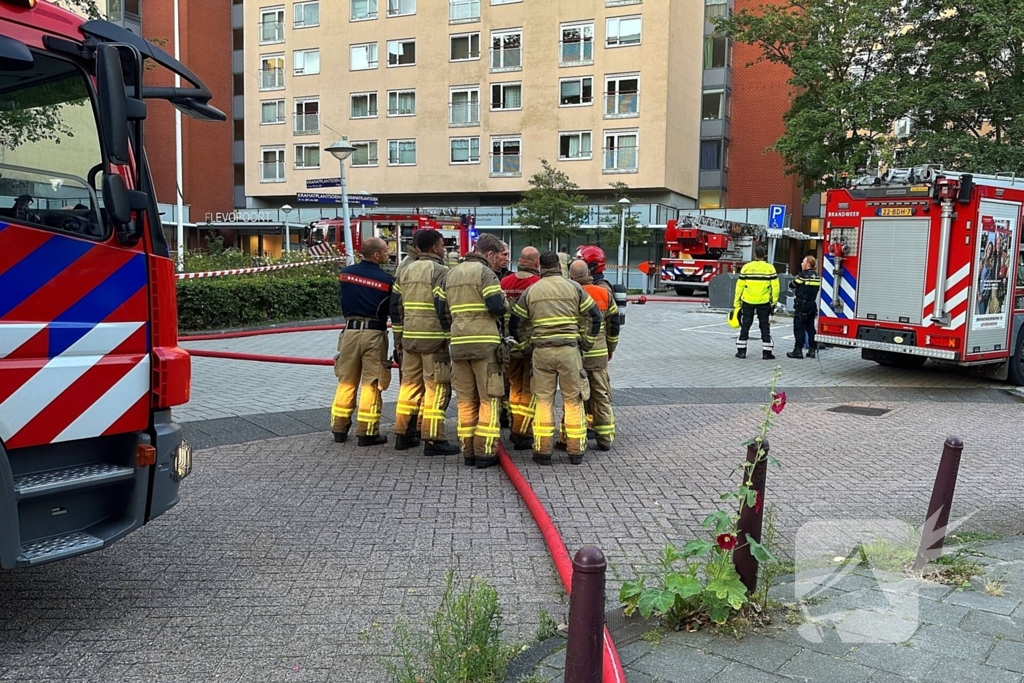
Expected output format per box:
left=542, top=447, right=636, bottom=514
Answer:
left=175, top=256, right=344, bottom=280
left=922, top=263, right=971, bottom=330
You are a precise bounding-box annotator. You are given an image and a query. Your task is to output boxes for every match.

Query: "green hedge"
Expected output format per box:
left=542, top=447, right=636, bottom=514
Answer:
left=176, top=276, right=340, bottom=332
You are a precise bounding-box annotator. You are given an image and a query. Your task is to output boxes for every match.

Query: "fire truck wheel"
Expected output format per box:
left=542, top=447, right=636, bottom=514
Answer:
left=674, top=286, right=694, bottom=297
left=1009, top=333, right=1024, bottom=386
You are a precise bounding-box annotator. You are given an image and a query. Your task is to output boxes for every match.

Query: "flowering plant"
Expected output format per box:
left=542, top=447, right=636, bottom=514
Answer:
left=620, top=367, right=784, bottom=627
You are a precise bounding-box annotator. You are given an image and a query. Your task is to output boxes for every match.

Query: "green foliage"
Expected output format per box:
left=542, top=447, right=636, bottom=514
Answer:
left=534, top=610, right=559, bottom=642
left=52, top=0, right=102, bottom=19
left=176, top=276, right=339, bottom=332
left=514, top=159, right=590, bottom=249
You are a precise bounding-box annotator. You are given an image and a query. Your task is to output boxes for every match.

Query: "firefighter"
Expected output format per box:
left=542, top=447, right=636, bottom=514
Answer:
left=557, top=246, right=571, bottom=278
left=569, top=259, right=619, bottom=451
left=331, top=237, right=394, bottom=446
left=391, top=242, right=422, bottom=432
left=734, top=245, right=780, bottom=360
left=574, top=245, right=615, bottom=440
left=500, top=246, right=541, bottom=450
left=443, top=234, right=509, bottom=469
left=390, top=230, right=461, bottom=456
left=509, top=252, right=601, bottom=466
left=787, top=255, right=821, bottom=359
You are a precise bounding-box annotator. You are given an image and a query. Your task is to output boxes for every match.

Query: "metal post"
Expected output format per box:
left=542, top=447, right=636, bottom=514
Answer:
left=565, top=546, right=605, bottom=683
left=173, top=0, right=184, bottom=271
left=913, top=436, right=964, bottom=571
left=733, top=438, right=768, bottom=594
left=340, top=158, right=354, bottom=266
left=930, top=198, right=954, bottom=325
left=617, top=209, right=626, bottom=286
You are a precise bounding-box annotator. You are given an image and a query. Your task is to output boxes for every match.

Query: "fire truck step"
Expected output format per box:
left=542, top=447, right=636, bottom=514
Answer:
left=18, top=531, right=103, bottom=566
left=13, top=463, right=135, bottom=498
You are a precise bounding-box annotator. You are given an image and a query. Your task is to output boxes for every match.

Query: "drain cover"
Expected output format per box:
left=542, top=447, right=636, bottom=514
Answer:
left=828, top=405, right=891, bottom=417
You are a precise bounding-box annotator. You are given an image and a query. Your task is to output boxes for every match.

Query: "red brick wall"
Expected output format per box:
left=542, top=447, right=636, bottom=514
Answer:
left=142, top=0, right=234, bottom=220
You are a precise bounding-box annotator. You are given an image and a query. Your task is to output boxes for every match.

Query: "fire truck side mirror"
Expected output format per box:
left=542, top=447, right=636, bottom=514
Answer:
left=95, top=44, right=130, bottom=166
left=102, top=172, right=132, bottom=228
left=0, top=35, right=33, bottom=71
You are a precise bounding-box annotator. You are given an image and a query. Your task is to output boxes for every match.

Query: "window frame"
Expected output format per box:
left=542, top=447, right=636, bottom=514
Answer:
left=449, top=85, right=481, bottom=126
left=449, top=0, right=480, bottom=23
left=489, top=136, right=522, bottom=177
left=260, top=145, right=286, bottom=183
left=604, top=72, right=640, bottom=118
left=387, top=38, right=417, bottom=67
left=387, top=138, right=418, bottom=166
left=387, top=89, right=417, bottom=117
left=558, top=130, right=593, bottom=161
left=260, top=98, right=286, bottom=124
left=450, top=136, right=481, bottom=165
left=350, top=42, right=379, bottom=71
left=350, top=91, right=379, bottom=119
left=259, top=53, right=286, bottom=91
left=605, top=14, right=642, bottom=48
left=293, top=97, right=320, bottom=134
left=387, top=0, right=416, bottom=16
left=490, top=28, right=523, bottom=72
left=450, top=31, right=481, bottom=62
left=701, top=88, right=726, bottom=121
left=294, top=143, right=321, bottom=170
left=259, top=6, right=285, bottom=44
left=602, top=128, right=639, bottom=174
left=293, top=48, right=320, bottom=76
left=293, top=1, right=320, bottom=28
left=559, top=21, right=594, bottom=66
left=350, top=0, right=378, bottom=22
left=559, top=75, right=594, bottom=107
left=351, top=140, right=380, bottom=167
left=490, top=81, right=522, bottom=111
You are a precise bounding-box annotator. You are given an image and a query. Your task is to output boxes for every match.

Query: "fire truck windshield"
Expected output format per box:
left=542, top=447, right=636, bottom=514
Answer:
left=0, top=50, right=105, bottom=239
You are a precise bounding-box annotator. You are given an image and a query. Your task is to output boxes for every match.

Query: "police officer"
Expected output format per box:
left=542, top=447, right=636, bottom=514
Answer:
left=443, top=234, right=509, bottom=469
left=787, top=255, right=821, bottom=359
left=509, top=252, right=601, bottom=466
left=569, top=259, right=619, bottom=451
left=331, top=237, right=394, bottom=446
left=500, top=246, right=541, bottom=449
left=390, top=230, right=461, bottom=455
left=734, top=245, right=780, bottom=360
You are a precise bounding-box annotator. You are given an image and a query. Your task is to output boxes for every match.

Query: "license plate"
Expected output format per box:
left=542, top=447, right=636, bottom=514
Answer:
left=877, top=207, right=915, bottom=217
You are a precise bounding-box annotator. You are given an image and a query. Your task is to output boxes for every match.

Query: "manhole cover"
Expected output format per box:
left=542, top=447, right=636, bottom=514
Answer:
left=827, top=405, right=891, bottom=417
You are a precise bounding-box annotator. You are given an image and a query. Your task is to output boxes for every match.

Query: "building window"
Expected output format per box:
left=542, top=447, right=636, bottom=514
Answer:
left=388, top=89, right=416, bottom=116
left=699, top=189, right=723, bottom=209
left=560, top=22, right=594, bottom=66
left=294, top=1, right=319, bottom=27
left=294, top=49, right=320, bottom=75
left=603, top=130, right=638, bottom=173
left=702, top=89, right=725, bottom=120
left=450, top=87, right=480, bottom=126
left=295, top=144, right=320, bottom=169
left=260, top=146, right=285, bottom=182
left=388, top=0, right=415, bottom=15
left=450, top=0, right=479, bottom=23
left=387, top=39, right=416, bottom=66
left=352, top=141, right=379, bottom=167
left=559, top=131, right=592, bottom=161
left=351, top=92, right=378, bottom=118
left=604, top=74, right=639, bottom=117
left=700, top=139, right=725, bottom=171
left=606, top=15, right=641, bottom=47
left=351, top=0, right=378, bottom=21
left=259, top=54, right=285, bottom=90
left=261, top=99, right=286, bottom=124
left=259, top=7, right=285, bottom=44
left=294, top=99, right=319, bottom=134
left=490, top=137, right=521, bottom=176
left=351, top=42, right=378, bottom=70
left=490, top=30, right=522, bottom=71
left=451, top=137, right=481, bottom=164
left=705, top=0, right=729, bottom=19
left=451, top=32, right=481, bottom=61
left=560, top=76, right=593, bottom=106
left=388, top=139, right=417, bottom=165
left=491, top=82, right=522, bottom=110
left=606, top=0, right=641, bottom=6
left=704, top=36, right=728, bottom=69
left=492, top=0, right=520, bottom=4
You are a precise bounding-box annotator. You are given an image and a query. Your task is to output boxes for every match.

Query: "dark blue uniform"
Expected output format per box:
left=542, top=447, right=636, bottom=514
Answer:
left=339, top=260, right=394, bottom=323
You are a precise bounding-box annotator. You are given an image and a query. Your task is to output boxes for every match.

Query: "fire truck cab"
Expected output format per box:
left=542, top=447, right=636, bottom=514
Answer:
left=0, top=0, right=223, bottom=567
left=661, top=218, right=740, bottom=296
left=817, top=166, right=1024, bottom=384
left=313, top=212, right=478, bottom=266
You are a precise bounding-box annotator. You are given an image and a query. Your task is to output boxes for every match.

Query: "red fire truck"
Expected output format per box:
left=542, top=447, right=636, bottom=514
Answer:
left=660, top=217, right=743, bottom=296
left=816, top=166, right=1024, bottom=384
left=309, top=212, right=478, bottom=265
left=0, top=0, right=223, bottom=567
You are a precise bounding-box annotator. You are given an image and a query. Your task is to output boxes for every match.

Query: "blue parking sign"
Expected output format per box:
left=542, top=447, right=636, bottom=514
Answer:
left=767, top=204, right=787, bottom=236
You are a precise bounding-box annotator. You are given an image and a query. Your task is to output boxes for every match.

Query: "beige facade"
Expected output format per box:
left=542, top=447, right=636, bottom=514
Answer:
left=243, top=0, right=702, bottom=207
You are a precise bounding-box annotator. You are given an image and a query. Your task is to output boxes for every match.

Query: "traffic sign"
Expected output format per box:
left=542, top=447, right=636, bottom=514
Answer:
left=767, top=204, right=787, bottom=237
left=296, top=192, right=379, bottom=206
left=306, top=178, right=342, bottom=189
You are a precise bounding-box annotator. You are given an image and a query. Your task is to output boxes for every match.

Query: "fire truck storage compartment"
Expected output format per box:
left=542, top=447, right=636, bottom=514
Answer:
left=856, top=218, right=931, bottom=325
left=966, top=199, right=1021, bottom=355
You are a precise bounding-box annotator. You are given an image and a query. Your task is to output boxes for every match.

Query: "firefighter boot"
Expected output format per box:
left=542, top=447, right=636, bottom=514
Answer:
left=394, top=433, right=421, bottom=451
left=763, top=350, right=776, bottom=360
left=333, top=431, right=349, bottom=443
left=358, top=434, right=388, bottom=447
left=735, top=348, right=747, bottom=359
left=475, top=456, right=499, bottom=469
left=786, top=349, right=803, bottom=359
left=509, top=432, right=532, bottom=450
left=423, top=440, right=460, bottom=457
left=533, top=452, right=552, bottom=466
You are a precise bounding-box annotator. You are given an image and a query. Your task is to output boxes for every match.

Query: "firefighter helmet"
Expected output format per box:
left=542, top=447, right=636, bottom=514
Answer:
left=575, top=245, right=607, bottom=275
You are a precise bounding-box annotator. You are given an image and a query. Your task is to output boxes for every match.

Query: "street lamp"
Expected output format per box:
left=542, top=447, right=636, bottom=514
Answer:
left=616, top=197, right=631, bottom=286
left=281, top=203, right=293, bottom=253
left=325, top=138, right=357, bottom=265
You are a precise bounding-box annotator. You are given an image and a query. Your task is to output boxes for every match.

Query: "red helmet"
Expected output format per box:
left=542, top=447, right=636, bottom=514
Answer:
left=575, top=245, right=607, bottom=275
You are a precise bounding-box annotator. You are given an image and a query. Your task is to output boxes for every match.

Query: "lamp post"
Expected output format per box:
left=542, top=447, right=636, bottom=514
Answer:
left=325, top=138, right=357, bottom=266
left=616, top=197, right=631, bottom=286
left=281, top=203, right=293, bottom=254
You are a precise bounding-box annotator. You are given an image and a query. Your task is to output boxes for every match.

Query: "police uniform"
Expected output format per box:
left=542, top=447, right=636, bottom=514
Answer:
left=510, top=267, right=601, bottom=465
left=578, top=276, right=619, bottom=450
left=500, top=265, right=541, bottom=448
left=331, top=260, right=394, bottom=442
left=734, top=258, right=780, bottom=359
left=787, top=267, right=821, bottom=358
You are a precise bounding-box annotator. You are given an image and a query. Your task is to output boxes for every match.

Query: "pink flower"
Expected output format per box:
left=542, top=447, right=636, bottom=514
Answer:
left=771, top=391, right=787, bottom=414
left=754, top=491, right=763, bottom=513
left=717, top=533, right=737, bottom=551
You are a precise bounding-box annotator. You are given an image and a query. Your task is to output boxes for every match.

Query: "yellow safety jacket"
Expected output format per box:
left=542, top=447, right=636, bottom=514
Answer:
left=511, top=269, right=600, bottom=351
left=444, top=252, right=507, bottom=360
left=391, top=252, right=450, bottom=355
left=734, top=259, right=780, bottom=307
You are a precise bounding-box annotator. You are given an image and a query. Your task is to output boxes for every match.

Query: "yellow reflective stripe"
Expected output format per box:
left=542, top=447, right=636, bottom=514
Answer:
left=538, top=333, right=579, bottom=340
left=481, top=285, right=502, bottom=297
left=357, top=412, right=381, bottom=421
left=331, top=406, right=354, bottom=418
left=403, top=302, right=435, bottom=310
left=512, top=303, right=529, bottom=318
left=535, top=317, right=578, bottom=325
left=450, top=335, right=500, bottom=344
left=533, top=426, right=556, bottom=437
left=402, top=331, right=451, bottom=339
left=594, top=425, right=615, bottom=434
left=607, top=335, right=619, bottom=344
left=392, top=325, right=404, bottom=332
left=583, top=349, right=608, bottom=357
left=451, top=303, right=488, bottom=313
left=579, top=298, right=594, bottom=312
left=457, top=425, right=476, bottom=437
left=393, top=283, right=402, bottom=293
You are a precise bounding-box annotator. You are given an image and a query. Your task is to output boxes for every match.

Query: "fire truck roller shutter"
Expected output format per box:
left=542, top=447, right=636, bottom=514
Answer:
left=856, top=218, right=930, bottom=325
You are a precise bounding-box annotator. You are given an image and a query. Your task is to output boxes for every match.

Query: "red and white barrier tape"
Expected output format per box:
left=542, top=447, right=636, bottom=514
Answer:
left=176, top=257, right=345, bottom=280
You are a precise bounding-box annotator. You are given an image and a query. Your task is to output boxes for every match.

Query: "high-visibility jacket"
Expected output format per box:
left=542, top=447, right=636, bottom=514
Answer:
left=580, top=279, right=620, bottom=369
left=734, top=259, right=780, bottom=307
left=510, top=269, right=601, bottom=351
left=444, top=252, right=507, bottom=360
left=390, top=252, right=451, bottom=355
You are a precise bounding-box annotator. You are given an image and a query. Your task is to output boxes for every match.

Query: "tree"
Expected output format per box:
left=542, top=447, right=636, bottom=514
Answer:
left=52, top=0, right=102, bottom=19
left=513, top=159, right=589, bottom=249
left=584, top=181, right=651, bottom=252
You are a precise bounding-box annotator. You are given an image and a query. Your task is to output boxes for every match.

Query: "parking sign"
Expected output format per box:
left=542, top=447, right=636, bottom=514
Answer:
left=767, top=204, right=787, bottom=237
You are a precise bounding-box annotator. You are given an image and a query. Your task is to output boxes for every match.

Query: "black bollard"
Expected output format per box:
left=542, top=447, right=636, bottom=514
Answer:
left=565, top=546, right=606, bottom=683
left=912, top=436, right=964, bottom=571
left=733, top=438, right=768, bottom=594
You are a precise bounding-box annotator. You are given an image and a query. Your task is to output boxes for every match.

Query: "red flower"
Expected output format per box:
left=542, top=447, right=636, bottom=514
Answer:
left=716, top=533, right=737, bottom=551
left=754, top=491, right=763, bottom=513
left=771, top=391, right=787, bottom=414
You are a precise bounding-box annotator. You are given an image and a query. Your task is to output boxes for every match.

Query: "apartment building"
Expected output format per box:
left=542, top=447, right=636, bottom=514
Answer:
left=243, top=0, right=703, bottom=218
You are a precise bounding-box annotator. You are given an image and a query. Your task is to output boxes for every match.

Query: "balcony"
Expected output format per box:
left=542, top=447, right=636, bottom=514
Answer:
left=490, top=47, right=522, bottom=72
left=700, top=117, right=730, bottom=140
left=259, top=161, right=285, bottom=183
left=602, top=147, right=638, bottom=174
left=449, top=102, right=480, bottom=127
left=559, top=41, right=593, bottom=67
left=293, top=113, right=320, bottom=135
left=449, top=0, right=479, bottom=23
left=259, top=21, right=284, bottom=44
left=259, top=68, right=285, bottom=91
left=489, top=154, right=521, bottom=177
left=700, top=169, right=728, bottom=190
left=604, top=92, right=639, bottom=118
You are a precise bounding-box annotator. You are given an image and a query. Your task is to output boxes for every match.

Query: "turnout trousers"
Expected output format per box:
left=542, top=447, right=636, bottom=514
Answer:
left=736, top=303, right=774, bottom=353
left=332, top=329, right=389, bottom=437
left=395, top=351, right=451, bottom=442
left=506, top=355, right=536, bottom=440
left=532, top=345, right=587, bottom=457
left=585, top=366, right=614, bottom=447
left=452, top=353, right=504, bottom=457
